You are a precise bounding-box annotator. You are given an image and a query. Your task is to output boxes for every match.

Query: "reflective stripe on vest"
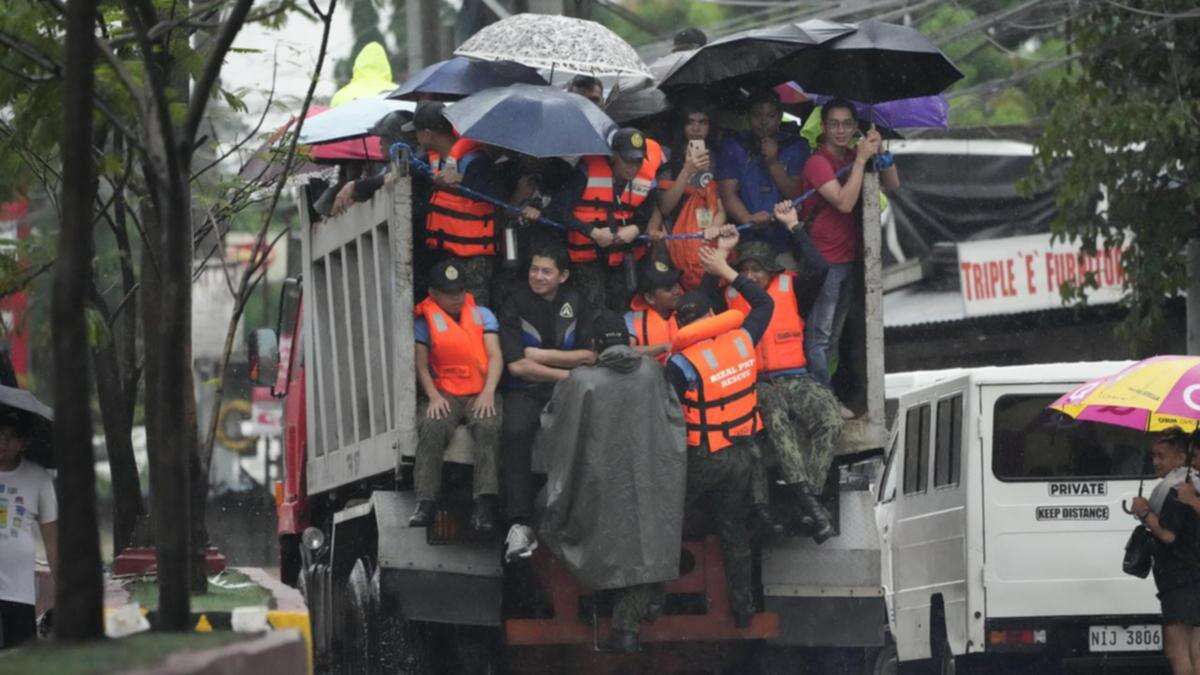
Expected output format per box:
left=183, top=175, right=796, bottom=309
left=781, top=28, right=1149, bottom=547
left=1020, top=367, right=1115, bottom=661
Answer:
left=415, top=293, right=489, bottom=397
left=676, top=319, right=761, bottom=453
left=426, top=138, right=496, bottom=257
left=726, top=272, right=807, bottom=374
left=568, top=139, right=664, bottom=266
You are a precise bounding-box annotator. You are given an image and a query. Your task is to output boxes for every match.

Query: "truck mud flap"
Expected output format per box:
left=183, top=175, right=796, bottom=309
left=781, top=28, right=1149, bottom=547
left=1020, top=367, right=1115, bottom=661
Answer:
left=370, top=491, right=503, bottom=627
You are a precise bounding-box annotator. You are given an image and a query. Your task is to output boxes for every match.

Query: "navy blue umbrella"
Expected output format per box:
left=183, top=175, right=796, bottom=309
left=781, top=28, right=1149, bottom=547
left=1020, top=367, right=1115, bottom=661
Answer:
left=389, top=56, right=547, bottom=101
left=443, top=84, right=617, bottom=158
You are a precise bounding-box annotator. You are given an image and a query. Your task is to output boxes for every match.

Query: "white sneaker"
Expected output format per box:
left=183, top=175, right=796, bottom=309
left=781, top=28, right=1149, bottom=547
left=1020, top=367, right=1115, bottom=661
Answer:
left=505, top=524, right=538, bottom=562
left=839, top=405, right=855, bottom=420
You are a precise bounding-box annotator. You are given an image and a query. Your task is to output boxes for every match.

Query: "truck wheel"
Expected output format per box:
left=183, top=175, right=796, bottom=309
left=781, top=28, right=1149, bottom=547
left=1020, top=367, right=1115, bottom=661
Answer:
left=336, top=558, right=374, bottom=675
left=372, top=566, right=433, bottom=674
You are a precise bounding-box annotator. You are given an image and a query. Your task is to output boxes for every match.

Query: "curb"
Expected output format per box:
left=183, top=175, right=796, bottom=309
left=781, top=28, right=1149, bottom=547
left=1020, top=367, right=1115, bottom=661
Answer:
left=122, top=628, right=307, bottom=675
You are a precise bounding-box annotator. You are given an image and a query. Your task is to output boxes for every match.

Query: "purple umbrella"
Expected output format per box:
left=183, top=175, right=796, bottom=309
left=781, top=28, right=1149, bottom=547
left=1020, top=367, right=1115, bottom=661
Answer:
left=808, top=92, right=949, bottom=129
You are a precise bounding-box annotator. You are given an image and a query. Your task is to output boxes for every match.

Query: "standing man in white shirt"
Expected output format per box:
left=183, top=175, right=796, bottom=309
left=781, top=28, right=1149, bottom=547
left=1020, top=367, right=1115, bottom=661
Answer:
left=0, top=418, right=57, bottom=649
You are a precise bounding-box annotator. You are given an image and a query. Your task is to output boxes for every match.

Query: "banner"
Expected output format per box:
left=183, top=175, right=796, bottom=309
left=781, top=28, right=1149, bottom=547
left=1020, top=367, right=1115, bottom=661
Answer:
left=956, top=233, right=1127, bottom=317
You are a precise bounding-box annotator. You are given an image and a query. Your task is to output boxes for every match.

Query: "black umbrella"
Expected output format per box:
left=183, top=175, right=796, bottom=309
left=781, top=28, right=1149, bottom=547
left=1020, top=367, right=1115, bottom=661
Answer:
left=774, top=19, right=964, bottom=103
left=604, top=87, right=670, bottom=125
left=443, top=84, right=617, bottom=158
left=389, top=56, right=547, bottom=101
left=0, top=386, right=54, bottom=469
left=657, top=19, right=855, bottom=92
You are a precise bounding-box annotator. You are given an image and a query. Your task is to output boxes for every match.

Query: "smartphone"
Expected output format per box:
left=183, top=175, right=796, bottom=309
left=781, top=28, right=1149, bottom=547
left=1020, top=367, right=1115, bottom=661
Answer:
left=688, top=139, right=706, bottom=155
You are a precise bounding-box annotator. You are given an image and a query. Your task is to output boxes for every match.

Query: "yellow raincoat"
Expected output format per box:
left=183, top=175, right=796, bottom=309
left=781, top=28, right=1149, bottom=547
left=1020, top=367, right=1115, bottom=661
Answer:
left=330, top=42, right=397, bottom=108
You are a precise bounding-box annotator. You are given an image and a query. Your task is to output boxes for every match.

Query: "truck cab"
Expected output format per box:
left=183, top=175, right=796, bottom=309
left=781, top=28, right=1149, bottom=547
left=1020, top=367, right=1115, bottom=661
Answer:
left=877, top=362, right=1163, bottom=672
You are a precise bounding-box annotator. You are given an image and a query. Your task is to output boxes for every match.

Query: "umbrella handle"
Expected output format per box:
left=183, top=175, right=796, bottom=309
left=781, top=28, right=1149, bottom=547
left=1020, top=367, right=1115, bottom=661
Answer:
left=1122, top=499, right=1135, bottom=515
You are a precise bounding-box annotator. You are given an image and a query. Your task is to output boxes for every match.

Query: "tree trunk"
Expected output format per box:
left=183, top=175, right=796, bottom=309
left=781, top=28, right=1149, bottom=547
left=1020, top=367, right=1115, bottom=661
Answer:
left=93, top=328, right=144, bottom=556
left=1188, top=237, right=1200, bottom=356
left=53, top=0, right=104, bottom=641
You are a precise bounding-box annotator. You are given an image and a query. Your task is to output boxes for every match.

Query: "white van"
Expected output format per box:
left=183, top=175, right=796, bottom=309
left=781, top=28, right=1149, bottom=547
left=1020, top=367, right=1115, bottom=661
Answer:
left=876, top=361, right=1166, bottom=672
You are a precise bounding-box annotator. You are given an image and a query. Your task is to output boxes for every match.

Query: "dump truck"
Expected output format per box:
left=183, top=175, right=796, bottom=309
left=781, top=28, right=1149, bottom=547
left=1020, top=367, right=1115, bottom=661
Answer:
left=250, top=152, right=895, bottom=673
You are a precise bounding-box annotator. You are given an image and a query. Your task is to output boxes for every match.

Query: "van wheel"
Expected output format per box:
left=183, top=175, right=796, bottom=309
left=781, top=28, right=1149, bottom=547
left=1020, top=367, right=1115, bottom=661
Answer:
left=372, top=566, right=434, bottom=674
left=872, top=643, right=899, bottom=675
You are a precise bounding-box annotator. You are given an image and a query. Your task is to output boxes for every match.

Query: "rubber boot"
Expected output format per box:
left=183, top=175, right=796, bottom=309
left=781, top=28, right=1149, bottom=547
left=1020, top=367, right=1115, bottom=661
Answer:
left=793, top=482, right=835, bottom=544
left=749, top=503, right=785, bottom=542
left=471, top=495, right=497, bottom=534
left=408, top=499, right=436, bottom=527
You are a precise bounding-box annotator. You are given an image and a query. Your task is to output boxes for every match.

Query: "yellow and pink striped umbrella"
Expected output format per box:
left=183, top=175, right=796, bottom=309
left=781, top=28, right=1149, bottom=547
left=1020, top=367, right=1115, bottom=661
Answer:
left=1050, top=356, right=1200, bottom=432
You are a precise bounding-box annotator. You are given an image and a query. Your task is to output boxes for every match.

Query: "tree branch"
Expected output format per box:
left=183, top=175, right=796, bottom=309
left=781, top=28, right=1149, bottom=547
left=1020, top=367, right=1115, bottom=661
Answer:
left=183, top=0, right=254, bottom=151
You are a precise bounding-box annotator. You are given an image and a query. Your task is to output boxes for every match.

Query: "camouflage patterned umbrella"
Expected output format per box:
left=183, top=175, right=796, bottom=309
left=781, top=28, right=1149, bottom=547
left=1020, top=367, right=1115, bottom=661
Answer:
left=455, top=13, right=652, bottom=80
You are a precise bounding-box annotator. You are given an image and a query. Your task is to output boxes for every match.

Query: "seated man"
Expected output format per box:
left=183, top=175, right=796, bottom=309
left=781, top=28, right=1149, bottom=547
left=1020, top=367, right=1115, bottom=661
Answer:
left=624, top=258, right=682, bottom=363
left=724, top=203, right=845, bottom=543
left=498, top=242, right=595, bottom=560
left=664, top=231, right=773, bottom=628
left=716, top=89, right=810, bottom=250
left=409, top=260, right=503, bottom=533
left=537, top=311, right=687, bottom=653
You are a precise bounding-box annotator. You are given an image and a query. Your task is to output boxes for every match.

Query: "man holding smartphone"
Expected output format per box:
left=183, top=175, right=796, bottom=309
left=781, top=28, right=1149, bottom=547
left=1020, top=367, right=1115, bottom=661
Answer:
left=716, top=89, right=811, bottom=250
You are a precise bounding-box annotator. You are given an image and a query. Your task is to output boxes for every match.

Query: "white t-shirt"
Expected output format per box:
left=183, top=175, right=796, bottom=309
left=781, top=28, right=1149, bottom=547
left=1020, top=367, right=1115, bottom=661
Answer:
left=0, top=460, right=57, bottom=605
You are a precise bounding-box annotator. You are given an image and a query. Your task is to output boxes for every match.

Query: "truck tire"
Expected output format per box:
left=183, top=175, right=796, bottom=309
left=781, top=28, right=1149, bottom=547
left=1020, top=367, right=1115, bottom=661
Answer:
left=872, top=643, right=899, bottom=675
left=371, top=566, right=433, bottom=674
left=335, top=558, right=373, bottom=675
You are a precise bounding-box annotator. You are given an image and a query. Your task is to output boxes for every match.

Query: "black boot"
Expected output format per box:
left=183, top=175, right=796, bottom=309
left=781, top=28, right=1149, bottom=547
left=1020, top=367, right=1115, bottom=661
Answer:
left=600, top=629, right=640, bottom=653
left=471, top=496, right=497, bottom=534
left=793, top=482, right=835, bottom=544
left=749, top=503, right=785, bottom=542
left=408, top=499, right=436, bottom=527
left=732, top=606, right=755, bottom=629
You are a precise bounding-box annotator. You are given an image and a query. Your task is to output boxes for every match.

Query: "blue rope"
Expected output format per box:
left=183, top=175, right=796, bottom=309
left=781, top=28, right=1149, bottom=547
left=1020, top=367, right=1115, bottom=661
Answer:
left=388, top=142, right=859, bottom=243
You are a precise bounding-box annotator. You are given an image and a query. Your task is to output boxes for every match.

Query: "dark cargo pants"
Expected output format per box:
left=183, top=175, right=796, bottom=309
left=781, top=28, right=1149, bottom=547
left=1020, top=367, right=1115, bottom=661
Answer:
left=751, top=373, right=844, bottom=504
left=501, top=389, right=551, bottom=523
left=414, top=394, right=502, bottom=500
left=612, top=583, right=665, bottom=631
left=685, top=439, right=755, bottom=616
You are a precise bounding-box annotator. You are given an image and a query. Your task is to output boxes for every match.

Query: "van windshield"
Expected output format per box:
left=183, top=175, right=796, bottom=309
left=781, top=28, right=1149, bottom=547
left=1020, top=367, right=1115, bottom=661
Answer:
left=992, top=394, right=1153, bottom=481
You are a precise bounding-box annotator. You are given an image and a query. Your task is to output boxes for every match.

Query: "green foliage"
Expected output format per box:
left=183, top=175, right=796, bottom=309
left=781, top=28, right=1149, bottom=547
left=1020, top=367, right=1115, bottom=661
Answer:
left=596, top=0, right=735, bottom=46
left=1025, top=1, right=1200, bottom=353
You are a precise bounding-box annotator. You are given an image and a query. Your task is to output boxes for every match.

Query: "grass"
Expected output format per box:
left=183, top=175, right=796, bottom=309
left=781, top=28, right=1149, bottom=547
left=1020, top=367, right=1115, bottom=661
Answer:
left=0, top=632, right=250, bottom=675
left=129, top=569, right=274, bottom=614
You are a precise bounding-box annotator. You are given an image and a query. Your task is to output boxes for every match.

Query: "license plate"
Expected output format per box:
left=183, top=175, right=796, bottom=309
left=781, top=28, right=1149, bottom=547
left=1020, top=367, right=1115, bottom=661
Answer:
left=1088, top=624, right=1162, bottom=652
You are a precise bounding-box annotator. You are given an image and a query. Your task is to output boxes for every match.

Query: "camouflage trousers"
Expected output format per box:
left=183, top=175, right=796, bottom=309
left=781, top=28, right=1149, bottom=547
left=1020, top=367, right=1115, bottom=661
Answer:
left=571, top=260, right=635, bottom=313
left=414, top=393, right=502, bottom=500
left=611, top=583, right=665, bottom=631
left=686, top=439, right=755, bottom=615
left=457, top=255, right=495, bottom=308
left=750, top=373, right=844, bottom=504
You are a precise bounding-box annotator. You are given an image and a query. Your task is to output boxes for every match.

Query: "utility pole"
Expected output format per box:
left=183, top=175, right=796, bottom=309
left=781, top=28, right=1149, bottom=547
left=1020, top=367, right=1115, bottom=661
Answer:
left=1188, top=237, right=1200, bottom=355
left=407, top=0, right=442, bottom=70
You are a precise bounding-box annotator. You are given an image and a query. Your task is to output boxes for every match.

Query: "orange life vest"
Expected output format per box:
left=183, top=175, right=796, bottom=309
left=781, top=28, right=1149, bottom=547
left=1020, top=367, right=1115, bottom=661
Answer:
left=658, top=176, right=720, bottom=290
left=671, top=310, right=761, bottom=452
left=726, top=272, right=807, bottom=374
left=568, top=139, right=665, bottom=266
left=426, top=138, right=496, bottom=258
left=415, top=293, right=489, bottom=397
left=627, top=294, right=677, bottom=364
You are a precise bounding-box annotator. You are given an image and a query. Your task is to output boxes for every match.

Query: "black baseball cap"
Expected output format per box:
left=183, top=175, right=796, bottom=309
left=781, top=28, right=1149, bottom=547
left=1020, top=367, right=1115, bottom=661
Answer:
left=639, top=258, right=682, bottom=294
left=402, top=101, right=453, bottom=134
left=610, top=127, right=648, bottom=163
left=592, top=310, right=631, bottom=351
left=428, top=259, right=467, bottom=292
left=675, top=291, right=712, bottom=327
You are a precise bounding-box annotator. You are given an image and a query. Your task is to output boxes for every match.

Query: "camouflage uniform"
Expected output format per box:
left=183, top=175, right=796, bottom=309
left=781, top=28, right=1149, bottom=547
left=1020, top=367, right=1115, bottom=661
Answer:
left=571, top=260, right=635, bottom=313
left=750, top=374, right=843, bottom=504
left=414, top=394, right=502, bottom=500
left=685, top=439, right=755, bottom=616
left=611, top=583, right=665, bottom=631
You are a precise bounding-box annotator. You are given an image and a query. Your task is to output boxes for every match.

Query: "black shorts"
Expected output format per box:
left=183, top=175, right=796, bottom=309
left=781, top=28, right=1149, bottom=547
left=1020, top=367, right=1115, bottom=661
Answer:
left=0, top=600, right=36, bottom=649
left=1160, top=585, right=1200, bottom=626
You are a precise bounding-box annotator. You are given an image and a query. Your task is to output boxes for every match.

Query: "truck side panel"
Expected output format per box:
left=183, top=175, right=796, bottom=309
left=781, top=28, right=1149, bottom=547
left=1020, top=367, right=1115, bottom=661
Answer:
left=302, top=180, right=417, bottom=495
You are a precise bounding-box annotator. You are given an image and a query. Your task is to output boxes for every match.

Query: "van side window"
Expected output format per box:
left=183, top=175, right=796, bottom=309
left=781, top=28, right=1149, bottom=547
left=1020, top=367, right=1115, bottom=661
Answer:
left=935, top=395, right=963, bottom=487
left=903, top=404, right=931, bottom=494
